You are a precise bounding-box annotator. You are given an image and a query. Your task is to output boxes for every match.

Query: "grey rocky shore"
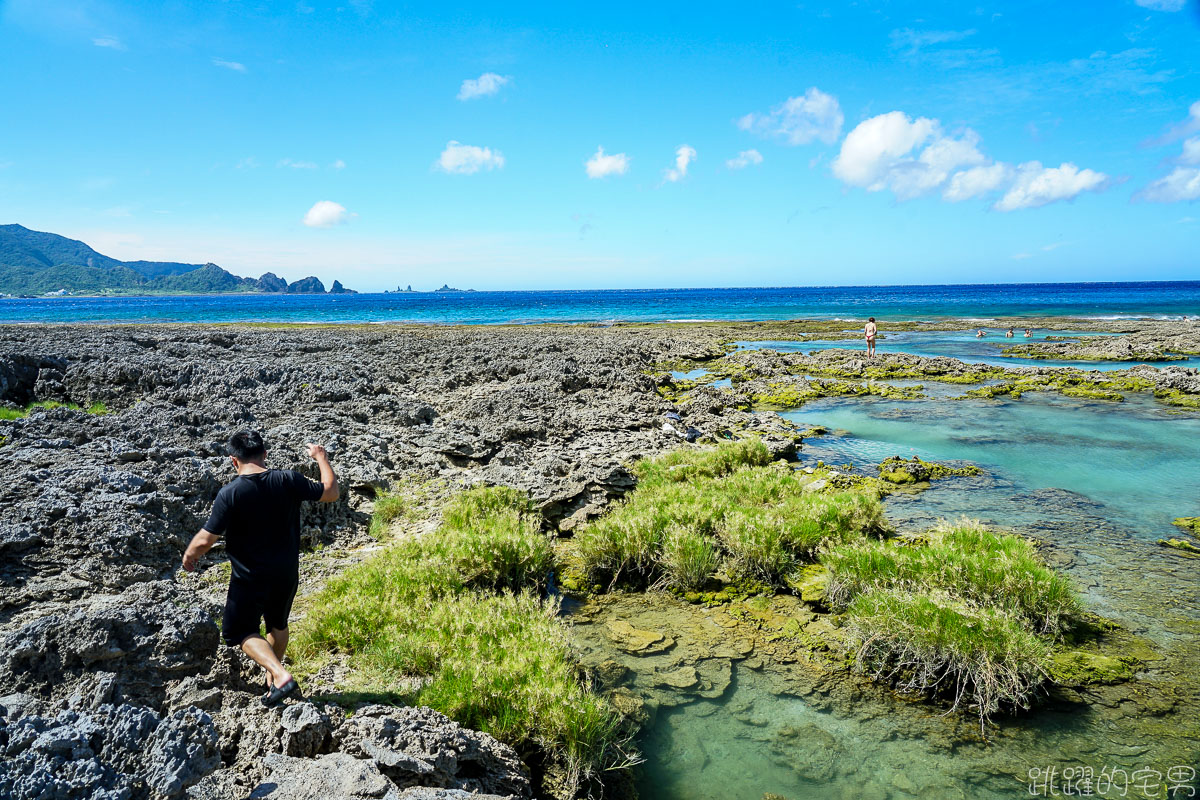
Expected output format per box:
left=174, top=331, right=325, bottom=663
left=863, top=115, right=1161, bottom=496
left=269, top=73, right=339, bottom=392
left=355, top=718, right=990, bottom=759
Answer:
left=2, top=320, right=1198, bottom=799
left=0, top=323, right=800, bottom=800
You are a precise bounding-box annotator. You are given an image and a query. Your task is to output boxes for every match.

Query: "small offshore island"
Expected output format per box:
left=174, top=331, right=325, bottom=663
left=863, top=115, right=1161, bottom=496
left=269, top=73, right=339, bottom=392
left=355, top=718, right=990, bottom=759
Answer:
left=0, top=315, right=1197, bottom=800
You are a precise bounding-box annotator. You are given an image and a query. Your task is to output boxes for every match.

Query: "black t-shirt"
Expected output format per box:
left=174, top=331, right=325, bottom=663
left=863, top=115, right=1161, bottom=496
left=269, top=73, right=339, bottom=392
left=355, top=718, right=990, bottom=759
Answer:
left=203, top=469, right=324, bottom=581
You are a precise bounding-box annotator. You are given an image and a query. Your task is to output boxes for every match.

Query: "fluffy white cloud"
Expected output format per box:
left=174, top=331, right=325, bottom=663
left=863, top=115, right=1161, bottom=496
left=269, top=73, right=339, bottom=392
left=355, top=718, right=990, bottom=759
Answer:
left=1134, top=0, right=1185, bottom=10
left=994, top=162, right=1108, bottom=211
left=737, top=88, right=843, bottom=145
left=331, top=159, right=346, bottom=169
left=832, top=111, right=974, bottom=194
left=93, top=36, right=125, bottom=50
left=585, top=147, right=630, bottom=179
left=832, top=110, right=1106, bottom=210
left=662, top=145, right=696, bottom=183
left=436, top=141, right=505, bottom=174
left=303, top=201, right=350, bottom=228
left=457, top=72, right=511, bottom=101
left=726, top=149, right=763, bottom=169
left=943, top=163, right=1012, bottom=202
left=212, top=58, right=246, bottom=73
left=1139, top=167, right=1200, bottom=203
left=278, top=158, right=318, bottom=169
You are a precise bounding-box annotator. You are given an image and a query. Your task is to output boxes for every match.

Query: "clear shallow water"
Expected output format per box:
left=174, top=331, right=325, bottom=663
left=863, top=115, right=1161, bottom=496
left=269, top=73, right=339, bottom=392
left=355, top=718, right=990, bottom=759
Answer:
left=2, top=281, right=1199, bottom=324
left=609, top=390, right=1200, bottom=800
left=739, top=328, right=1195, bottom=371
left=780, top=391, right=1200, bottom=537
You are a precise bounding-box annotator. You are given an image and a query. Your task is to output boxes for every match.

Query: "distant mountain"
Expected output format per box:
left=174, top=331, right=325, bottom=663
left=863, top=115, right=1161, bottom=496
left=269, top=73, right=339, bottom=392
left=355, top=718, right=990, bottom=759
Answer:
left=0, top=224, right=355, bottom=296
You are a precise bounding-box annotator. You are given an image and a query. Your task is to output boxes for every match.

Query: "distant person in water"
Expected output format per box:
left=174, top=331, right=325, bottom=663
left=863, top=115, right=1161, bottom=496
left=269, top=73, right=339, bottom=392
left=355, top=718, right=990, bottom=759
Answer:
left=865, top=317, right=878, bottom=359
left=1024, top=329, right=1033, bottom=337
left=183, top=431, right=339, bottom=707
left=976, top=329, right=986, bottom=338
left=1006, top=328, right=1015, bottom=338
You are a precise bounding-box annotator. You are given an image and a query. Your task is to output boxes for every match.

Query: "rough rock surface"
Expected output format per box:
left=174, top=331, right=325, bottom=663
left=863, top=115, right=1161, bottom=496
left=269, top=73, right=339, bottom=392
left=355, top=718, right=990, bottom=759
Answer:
left=0, top=323, right=793, bottom=799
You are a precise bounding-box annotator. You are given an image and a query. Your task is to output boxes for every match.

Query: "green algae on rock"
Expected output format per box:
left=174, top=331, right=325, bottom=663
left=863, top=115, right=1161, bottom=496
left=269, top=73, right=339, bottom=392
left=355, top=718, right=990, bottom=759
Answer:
left=876, top=455, right=983, bottom=485
left=1172, top=517, right=1200, bottom=534
left=1158, top=537, right=1200, bottom=557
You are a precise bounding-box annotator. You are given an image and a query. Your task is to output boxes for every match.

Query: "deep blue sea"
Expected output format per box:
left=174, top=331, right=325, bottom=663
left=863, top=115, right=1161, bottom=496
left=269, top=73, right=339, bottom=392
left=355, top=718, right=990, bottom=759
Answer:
left=2, top=281, right=1199, bottom=324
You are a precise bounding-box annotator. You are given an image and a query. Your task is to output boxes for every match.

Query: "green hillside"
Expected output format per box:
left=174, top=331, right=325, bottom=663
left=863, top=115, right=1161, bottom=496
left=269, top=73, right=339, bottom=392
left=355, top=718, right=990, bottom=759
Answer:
left=0, top=224, right=352, bottom=295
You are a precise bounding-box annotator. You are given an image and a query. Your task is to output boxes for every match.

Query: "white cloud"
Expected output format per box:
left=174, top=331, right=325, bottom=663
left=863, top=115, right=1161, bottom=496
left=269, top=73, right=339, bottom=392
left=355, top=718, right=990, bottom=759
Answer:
left=944, top=163, right=1012, bottom=202
left=994, top=162, right=1108, bottom=211
left=436, top=141, right=505, bottom=174
left=1134, top=0, right=1185, bottom=10
left=726, top=149, right=763, bottom=170
left=585, top=147, right=630, bottom=179
left=833, top=110, right=1106, bottom=210
left=737, top=88, right=844, bottom=146
left=213, top=58, right=246, bottom=73
left=235, top=157, right=259, bottom=169
left=93, top=36, right=125, bottom=50
left=302, top=201, right=350, bottom=228
left=662, top=145, right=696, bottom=183
left=889, top=28, right=976, bottom=55
left=1138, top=103, right=1200, bottom=202
left=1139, top=167, right=1200, bottom=203
left=278, top=158, right=318, bottom=169
left=457, top=72, right=511, bottom=101
left=331, top=159, right=346, bottom=169
left=1012, top=252, right=1033, bottom=260
left=1181, top=137, right=1200, bottom=166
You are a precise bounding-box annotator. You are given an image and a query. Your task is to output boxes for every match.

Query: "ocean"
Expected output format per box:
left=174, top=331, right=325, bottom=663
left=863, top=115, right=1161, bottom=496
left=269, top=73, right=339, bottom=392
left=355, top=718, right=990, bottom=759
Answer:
left=2, top=281, right=1199, bottom=324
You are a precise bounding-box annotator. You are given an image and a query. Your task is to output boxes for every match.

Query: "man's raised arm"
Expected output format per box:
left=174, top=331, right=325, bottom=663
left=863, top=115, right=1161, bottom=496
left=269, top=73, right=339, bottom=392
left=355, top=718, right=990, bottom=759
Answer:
left=183, top=530, right=219, bottom=572
left=307, top=443, right=339, bottom=502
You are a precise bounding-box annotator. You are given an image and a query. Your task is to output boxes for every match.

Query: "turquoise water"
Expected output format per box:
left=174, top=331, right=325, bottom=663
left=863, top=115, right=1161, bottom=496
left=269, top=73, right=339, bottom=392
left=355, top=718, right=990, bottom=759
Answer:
left=2, top=282, right=1199, bottom=324
left=781, top=392, right=1200, bottom=537
left=611, top=389, right=1200, bottom=800
left=738, top=329, right=1194, bottom=371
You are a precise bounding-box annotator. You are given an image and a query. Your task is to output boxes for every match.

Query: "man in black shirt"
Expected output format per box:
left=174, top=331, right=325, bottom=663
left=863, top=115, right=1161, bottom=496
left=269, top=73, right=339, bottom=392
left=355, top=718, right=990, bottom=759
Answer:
left=183, top=430, right=338, bottom=706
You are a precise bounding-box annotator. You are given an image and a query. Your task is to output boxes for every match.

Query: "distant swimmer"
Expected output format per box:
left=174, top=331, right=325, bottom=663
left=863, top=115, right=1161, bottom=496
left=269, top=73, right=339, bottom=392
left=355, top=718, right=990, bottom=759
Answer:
left=1006, top=328, right=1015, bottom=338
left=1024, top=329, right=1033, bottom=337
left=865, top=317, right=878, bottom=359
left=976, top=329, right=986, bottom=338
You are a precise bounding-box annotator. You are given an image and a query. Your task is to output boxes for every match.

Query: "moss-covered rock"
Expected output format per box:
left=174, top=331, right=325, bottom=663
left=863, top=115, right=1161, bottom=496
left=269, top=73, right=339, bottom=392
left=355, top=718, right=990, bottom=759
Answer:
left=1048, top=650, right=1136, bottom=686
left=1158, top=538, right=1200, bottom=557
left=1172, top=517, right=1200, bottom=535
left=787, top=564, right=829, bottom=605
left=876, top=455, right=983, bottom=484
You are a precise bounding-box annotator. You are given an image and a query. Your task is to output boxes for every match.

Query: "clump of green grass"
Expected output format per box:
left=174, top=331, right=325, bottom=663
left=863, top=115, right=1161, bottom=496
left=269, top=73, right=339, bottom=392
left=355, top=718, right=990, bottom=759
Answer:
left=294, top=485, right=628, bottom=790
left=368, top=491, right=410, bottom=540
left=845, top=590, right=1050, bottom=729
left=823, top=519, right=1080, bottom=636
left=0, top=400, right=110, bottom=420
left=576, top=441, right=885, bottom=589
left=821, top=518, right=1081, bottom=727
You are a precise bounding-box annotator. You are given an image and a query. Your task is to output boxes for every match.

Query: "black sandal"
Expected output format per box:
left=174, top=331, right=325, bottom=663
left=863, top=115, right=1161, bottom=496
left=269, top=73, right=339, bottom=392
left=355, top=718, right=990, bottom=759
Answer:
left=261, top=678, right=300, bottom=708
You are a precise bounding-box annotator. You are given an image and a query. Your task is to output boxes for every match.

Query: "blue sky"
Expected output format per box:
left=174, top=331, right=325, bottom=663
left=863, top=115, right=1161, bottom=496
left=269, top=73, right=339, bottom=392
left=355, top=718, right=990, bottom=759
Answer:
left=1, top=0, right=1198, bottom=291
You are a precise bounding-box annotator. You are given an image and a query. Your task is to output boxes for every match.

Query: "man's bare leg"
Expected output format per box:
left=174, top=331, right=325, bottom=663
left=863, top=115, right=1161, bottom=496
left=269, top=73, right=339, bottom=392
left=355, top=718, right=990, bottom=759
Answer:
left=241, top=634, right=292, bottom=689
left=266, top=627, right=289, bottom=661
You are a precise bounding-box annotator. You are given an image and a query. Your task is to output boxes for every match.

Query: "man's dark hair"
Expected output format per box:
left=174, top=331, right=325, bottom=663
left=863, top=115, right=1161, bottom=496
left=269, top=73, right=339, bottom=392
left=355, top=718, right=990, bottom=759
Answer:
left=868, top=317, right=875, bottom=322
left=228, top=430, right=267, bottom=462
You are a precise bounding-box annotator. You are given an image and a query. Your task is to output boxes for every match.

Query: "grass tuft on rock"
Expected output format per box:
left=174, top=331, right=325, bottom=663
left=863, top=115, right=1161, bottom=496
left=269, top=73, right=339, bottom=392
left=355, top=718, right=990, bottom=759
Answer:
left=823, top=520, right=1080, bottom=636
left=295, top=485, right=629, bottom=791
left=845, top=590, right=1050, bottom=727
left=576, top=440, right=885, bottom=589
left=822, top=518, right=1082, bottom=726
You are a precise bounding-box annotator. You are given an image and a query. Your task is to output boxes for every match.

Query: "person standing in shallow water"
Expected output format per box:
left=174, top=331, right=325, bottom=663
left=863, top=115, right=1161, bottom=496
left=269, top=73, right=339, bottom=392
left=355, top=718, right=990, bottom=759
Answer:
left=865, top=317, right=878, bottom=359
left=183, top=430, right=339, bottom=707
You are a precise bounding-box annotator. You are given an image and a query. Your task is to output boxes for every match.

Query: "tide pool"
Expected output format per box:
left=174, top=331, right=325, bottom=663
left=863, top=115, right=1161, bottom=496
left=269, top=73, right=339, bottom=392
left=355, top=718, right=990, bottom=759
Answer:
left=738, top=328, right=1194, bottom=371
left=780, top=392, right=1200, bottom=537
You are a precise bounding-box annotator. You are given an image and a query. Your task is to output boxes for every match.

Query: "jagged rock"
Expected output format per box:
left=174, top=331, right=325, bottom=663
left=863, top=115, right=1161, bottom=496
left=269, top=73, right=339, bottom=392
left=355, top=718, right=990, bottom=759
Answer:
left=335, top=705, right=530, bottom=798
left=606, top=620, right=673, bottom=654
left=0, top=702, right=220, bottom=799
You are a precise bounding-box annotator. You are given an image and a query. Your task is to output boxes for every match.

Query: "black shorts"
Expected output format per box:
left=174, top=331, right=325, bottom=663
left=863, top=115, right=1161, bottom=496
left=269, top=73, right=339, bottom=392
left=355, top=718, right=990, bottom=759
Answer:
left=222, top=573, right=299, bottom=647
